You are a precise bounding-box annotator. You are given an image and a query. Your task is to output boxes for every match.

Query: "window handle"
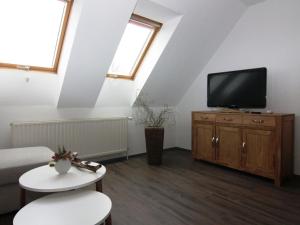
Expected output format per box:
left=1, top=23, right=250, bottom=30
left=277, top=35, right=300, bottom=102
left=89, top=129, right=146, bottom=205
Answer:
left=16, top=65, right=30, bottom=71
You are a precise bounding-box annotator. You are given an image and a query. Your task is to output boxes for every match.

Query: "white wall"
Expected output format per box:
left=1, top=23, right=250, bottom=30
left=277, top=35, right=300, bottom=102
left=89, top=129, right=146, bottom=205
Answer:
left=0, top=106, right=175, bottom=155
left=0, top=70, right=59, bottom=106
left=176, top=0, right=300, bottom=174
left=0, top=0, right=83, bottom=107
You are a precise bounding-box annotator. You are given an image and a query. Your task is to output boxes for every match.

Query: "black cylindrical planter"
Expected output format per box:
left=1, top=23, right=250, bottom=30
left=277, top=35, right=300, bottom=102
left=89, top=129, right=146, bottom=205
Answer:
left=145, top=127, right=164, bottom=165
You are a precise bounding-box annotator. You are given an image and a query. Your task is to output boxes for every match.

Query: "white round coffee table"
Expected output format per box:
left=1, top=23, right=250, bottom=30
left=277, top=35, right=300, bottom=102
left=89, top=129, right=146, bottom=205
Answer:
left=14, top=190, right=112, bottom=225
left=19, top=165, right=106, bottom=206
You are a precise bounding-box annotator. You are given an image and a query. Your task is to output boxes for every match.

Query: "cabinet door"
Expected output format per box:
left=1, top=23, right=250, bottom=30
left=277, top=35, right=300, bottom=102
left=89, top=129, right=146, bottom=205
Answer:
left=242, top=129, right=275, bottom=178
left=193, top=123, right=215, bottom=161
left=215, top=126, right=242, bottom=169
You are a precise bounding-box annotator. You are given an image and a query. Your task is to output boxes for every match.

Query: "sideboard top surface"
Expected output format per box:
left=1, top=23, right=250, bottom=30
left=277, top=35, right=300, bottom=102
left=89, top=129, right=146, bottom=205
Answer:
left=192, top=111, right=294, bottom=117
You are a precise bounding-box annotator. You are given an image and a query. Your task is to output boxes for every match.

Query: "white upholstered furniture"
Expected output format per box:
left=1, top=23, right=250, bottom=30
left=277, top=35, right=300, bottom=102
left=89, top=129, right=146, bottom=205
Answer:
left=14, top=190, right=112, bottom=225
left=0, top=146, right=53, bottom=214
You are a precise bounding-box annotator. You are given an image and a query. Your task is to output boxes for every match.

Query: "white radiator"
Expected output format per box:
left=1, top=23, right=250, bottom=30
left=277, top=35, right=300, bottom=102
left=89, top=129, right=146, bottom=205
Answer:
left=10, top=117, right=128, bottom=159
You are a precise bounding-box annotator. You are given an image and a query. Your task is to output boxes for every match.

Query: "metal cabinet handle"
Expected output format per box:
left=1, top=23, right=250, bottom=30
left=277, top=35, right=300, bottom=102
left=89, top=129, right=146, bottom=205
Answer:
left=242, top=142, right=246, bottom=151
left=252, top=119, right=264, bottom=124
left=223, top=118, right=233, bottom=121
left=201, top=116, right=209, bottom=120
left=215, top=137, right=219, bottom=145
left=211, top=137, right=215, bottom=143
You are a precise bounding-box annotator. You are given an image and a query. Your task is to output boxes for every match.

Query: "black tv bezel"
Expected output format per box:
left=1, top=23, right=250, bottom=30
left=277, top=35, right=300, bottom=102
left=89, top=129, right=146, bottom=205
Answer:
left=207, top=67, right=267, bottom=109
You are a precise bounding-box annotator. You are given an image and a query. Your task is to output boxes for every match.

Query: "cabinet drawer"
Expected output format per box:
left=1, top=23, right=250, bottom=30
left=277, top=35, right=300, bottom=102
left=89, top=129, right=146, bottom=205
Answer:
left=193, top=113, right=215, bottom=122
left=216, top=114, right=242, bottom=124
left=243, top=116, right=276, bottom=127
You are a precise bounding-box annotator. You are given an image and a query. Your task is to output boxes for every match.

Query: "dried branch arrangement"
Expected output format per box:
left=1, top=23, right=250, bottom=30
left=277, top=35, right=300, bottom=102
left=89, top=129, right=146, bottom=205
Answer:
left=133, top=92, right=175, bottom=128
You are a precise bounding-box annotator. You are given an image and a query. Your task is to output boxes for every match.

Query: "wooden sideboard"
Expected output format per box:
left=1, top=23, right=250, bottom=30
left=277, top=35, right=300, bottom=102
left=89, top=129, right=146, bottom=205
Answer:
left=192, top=111, right=294, bottom=186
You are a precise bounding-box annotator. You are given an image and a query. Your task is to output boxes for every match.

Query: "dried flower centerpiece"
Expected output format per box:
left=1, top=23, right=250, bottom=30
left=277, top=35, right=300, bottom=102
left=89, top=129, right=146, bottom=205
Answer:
left=49, top=146, right=102, bottom=174
left=49, top=146, right=72, bottom=174
left=50, top=146, right=72, bottom=162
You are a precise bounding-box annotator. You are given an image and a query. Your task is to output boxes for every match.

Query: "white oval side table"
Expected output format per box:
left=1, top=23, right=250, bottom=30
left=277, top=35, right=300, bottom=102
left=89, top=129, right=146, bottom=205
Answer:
left=19, top=165, right=106, bottom=207
left=14, top=190, right=112, bottom=225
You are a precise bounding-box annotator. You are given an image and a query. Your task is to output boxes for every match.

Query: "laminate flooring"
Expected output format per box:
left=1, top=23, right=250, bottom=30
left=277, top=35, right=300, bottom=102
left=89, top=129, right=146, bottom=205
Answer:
left=1, top=150, right=300, bottom=225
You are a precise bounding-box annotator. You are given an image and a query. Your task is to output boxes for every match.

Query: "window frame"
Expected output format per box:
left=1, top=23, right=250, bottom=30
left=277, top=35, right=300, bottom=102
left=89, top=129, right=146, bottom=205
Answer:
left=0, top=0, right=73, bottom=73
left=107, top=14, right=162, bottom=80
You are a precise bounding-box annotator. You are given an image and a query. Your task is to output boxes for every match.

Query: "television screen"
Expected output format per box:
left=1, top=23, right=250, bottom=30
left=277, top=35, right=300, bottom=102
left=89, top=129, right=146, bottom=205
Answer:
left=207, top=68, right=267, bottom=108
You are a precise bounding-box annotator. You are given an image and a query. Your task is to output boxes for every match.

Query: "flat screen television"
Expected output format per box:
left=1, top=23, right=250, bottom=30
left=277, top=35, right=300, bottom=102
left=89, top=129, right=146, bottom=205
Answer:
left=207, top=67, right=267, bottom=108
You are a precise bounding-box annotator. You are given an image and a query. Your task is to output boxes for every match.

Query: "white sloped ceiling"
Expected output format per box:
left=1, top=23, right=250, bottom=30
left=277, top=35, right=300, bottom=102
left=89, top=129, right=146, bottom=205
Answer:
left=95, top=0, right=250, bottom=108
left=58, top=0, right=257, bottom=108
left=0, top=0, right=264, bottom=108
left=57, top=0, right=137, bottom=107
left=137, top=0, right=248, bottom=106
left=239, top=0, right=266, bottom=6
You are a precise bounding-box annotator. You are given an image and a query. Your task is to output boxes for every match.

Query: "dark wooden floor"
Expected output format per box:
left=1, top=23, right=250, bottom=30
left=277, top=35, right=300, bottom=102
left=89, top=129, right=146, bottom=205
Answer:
left=1, top=150, right=300, bottom=225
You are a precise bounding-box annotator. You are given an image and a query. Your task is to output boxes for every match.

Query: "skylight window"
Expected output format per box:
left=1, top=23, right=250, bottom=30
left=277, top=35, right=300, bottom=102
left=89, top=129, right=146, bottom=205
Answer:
left=107, top=14, right=162, bottom=80
left=0, top=0, right=73, bottom=73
